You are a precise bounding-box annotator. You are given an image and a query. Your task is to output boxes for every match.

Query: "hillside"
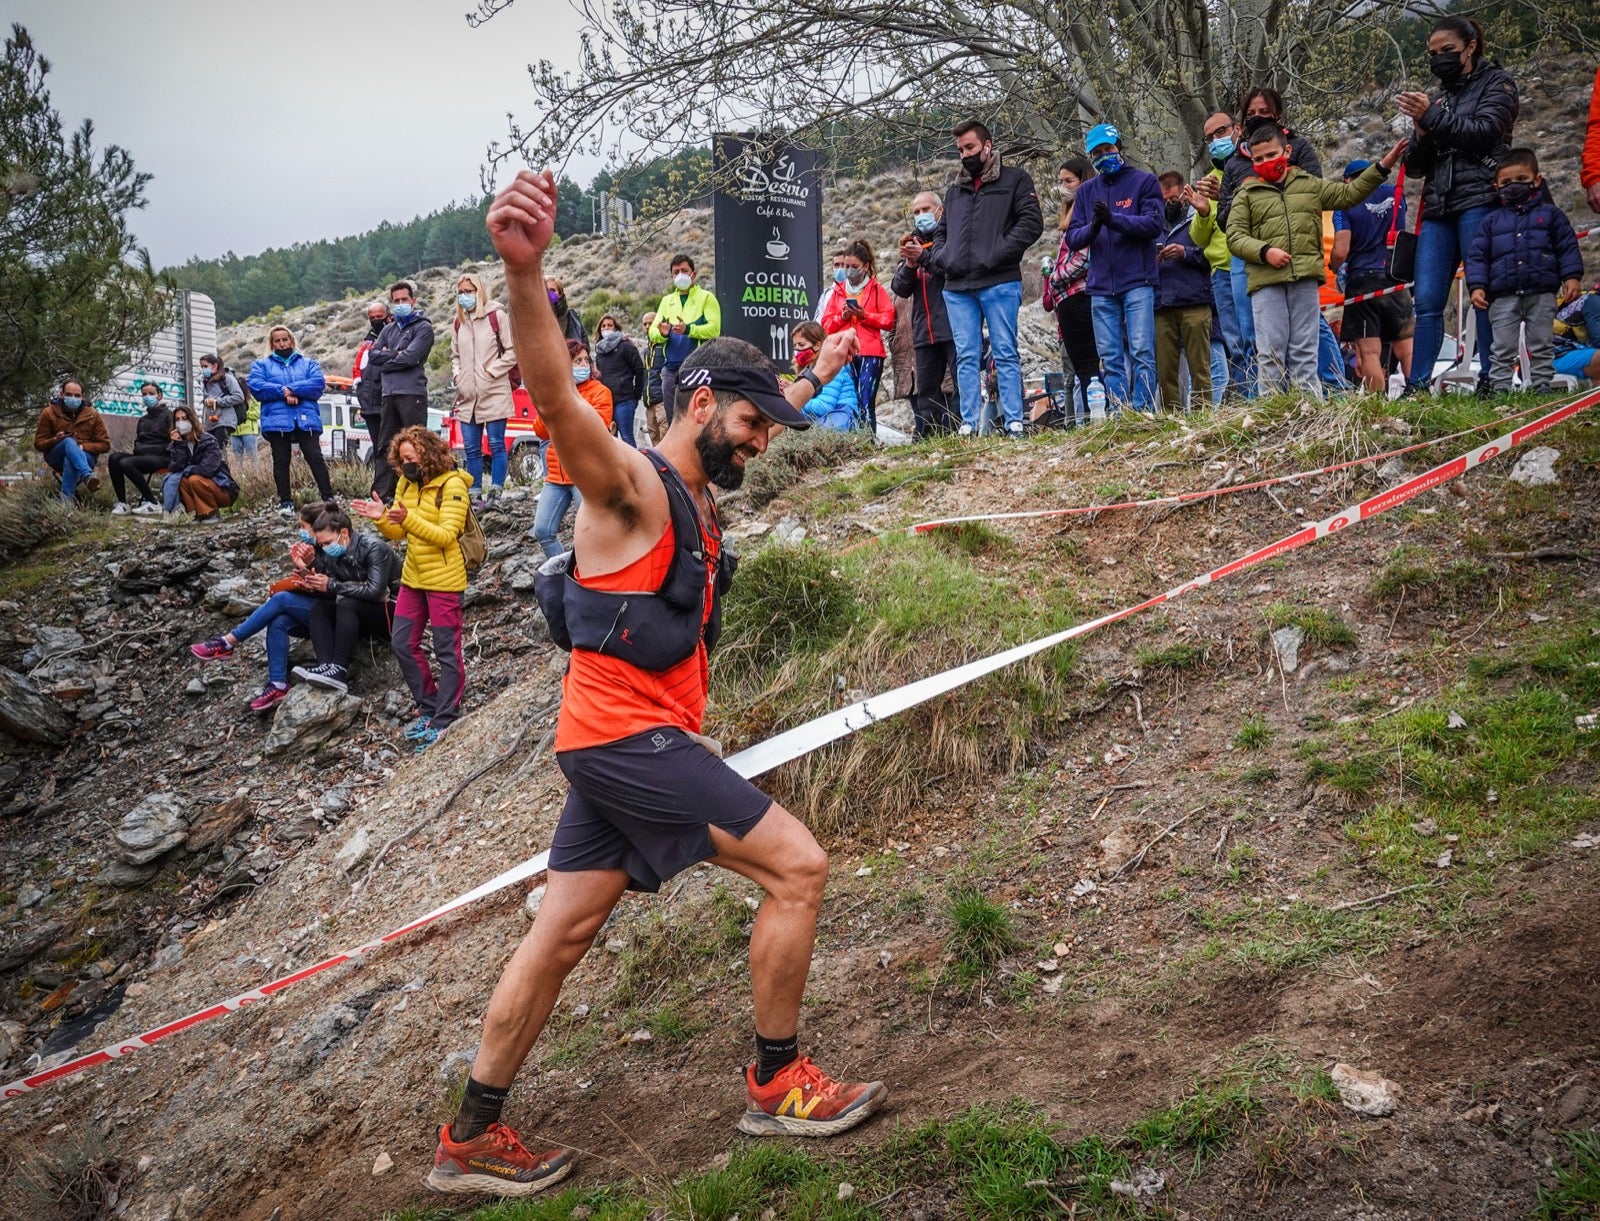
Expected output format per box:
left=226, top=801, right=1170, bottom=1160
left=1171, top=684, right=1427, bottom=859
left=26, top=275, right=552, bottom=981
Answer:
left=0, top=384, right=1597, bottom=1218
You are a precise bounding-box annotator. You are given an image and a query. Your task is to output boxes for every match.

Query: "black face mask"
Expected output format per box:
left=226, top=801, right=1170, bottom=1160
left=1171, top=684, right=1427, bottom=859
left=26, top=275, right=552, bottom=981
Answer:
left=367, top=319, right=384, bottom=337
left=1430, top=51, right=1465, bottom=85
left=1165, top=200, right=1187, bottom=224
left=1497, top=182, right=1534, bottom=208
left=400, top=461, right=423, bottom=483
left=960, top=152, right=986, bottom=178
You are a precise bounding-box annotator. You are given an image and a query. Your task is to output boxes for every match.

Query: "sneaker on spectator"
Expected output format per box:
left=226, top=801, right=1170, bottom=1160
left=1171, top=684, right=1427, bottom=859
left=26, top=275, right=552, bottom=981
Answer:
left=414, top=726, right=443, bottom=752
left=196, top=513, right=223, bottom=524
left=1006, top=421, right=1025, bottom=437
left=189, top=637, right=234, bottom=661
left=131, top=500, right=161, bottom=516
left=111, top=502, right=130, bottom=515
left=958, top=423, right=974, bottom=437
left=401, top=715, right=433, bottom=740
left=277, top=502, right=296, bottom=518
left=293, top=662, right=349, bottom=693
left=82, top=476, right=100, bottom=495
left=249, top=683, right=288, bottom=713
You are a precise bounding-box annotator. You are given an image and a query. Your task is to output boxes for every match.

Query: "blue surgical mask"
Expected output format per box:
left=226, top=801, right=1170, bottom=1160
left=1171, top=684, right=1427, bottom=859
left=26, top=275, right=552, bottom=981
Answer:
left=832, top=267, right=848, bottom=284
left=392, top=302, right=414, bottom=319
left=1091, top=150, right=1124, bottom=175
left=322, top=540, right=347, bottom=559
left=913, top=212, right=938, bottom=233
left=201, top=367, right=216, bottom=380
left=573, top=366, right=591, bottom=383
left=1208, top=136, right=1236, bottom=162
left=298, top=528, right=314, bottom=544
left=457, top=293, right=476, bottom=311
left=142, top=395, right=158, bottom=408
left=62, top=396, right=83, bottom=410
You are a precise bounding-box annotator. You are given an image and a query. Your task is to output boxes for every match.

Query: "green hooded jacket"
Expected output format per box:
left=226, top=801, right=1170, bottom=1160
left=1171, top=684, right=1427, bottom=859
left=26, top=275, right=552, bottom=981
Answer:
left=1226, top=163, right=1388, bottom=293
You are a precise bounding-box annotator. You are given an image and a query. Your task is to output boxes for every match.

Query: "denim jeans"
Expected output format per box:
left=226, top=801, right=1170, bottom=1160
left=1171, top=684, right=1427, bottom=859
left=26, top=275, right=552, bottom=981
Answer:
left=612, top=398, right=639, bottom=448
left=1089, top=286, right=1158, bottom=411
left=231, top=590, right=316, bottom=685
left=460, top=418, right=508, bottom=490
left=161, top=471, right=185, bottom=513
left=45, top=438, right=96, bottom=499
left=943, top=280, right=1023, bottom=430
left=533, top=482, right=581, bottom=559
left=1210, top=268, right=1246, bottom=401
left=1408, top=207, right=1495, bottom=390
left=1317, top=313, right=1350, bottom=390
left=231, top=433, right=259, bottom=460
left=1229, top=257, right=1259, bottom=398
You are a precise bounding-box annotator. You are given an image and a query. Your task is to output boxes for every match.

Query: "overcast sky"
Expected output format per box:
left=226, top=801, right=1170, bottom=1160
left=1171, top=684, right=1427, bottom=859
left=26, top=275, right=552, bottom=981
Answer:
left=7, top=0, right=599, bottom=267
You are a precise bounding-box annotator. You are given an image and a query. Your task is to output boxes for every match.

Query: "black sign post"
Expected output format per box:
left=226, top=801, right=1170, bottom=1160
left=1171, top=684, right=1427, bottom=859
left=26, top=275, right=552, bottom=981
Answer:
left=712, top=134, right=824, bottom=367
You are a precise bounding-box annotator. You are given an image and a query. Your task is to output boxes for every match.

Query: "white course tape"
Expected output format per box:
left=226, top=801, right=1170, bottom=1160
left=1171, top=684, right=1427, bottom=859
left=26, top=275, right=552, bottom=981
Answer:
left=7, top=384, right=1597, bottom=1102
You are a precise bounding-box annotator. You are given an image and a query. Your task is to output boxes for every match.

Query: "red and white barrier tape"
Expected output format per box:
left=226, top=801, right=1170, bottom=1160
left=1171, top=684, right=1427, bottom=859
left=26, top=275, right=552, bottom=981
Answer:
left=6, top=385, right=1598, bottom=1103
left=908, top=397, right=1560, bottom=536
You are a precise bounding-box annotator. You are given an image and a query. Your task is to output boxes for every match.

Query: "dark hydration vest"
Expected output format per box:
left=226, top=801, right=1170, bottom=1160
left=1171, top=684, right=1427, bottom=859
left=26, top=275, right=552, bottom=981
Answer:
left=534, top=449, right=737, bottom=672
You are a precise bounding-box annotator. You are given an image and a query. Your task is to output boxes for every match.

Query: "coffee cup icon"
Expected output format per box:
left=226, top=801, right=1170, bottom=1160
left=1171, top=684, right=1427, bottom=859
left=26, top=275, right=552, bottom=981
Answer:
left=766, top=227, right=790, bottom=259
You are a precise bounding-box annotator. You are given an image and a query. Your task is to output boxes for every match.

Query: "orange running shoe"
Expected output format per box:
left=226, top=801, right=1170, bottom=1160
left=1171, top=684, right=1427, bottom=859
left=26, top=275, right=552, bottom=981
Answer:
left=426, top=1122, right=575, bottom=1197
left=737, top=1055, right=888, bottom=1137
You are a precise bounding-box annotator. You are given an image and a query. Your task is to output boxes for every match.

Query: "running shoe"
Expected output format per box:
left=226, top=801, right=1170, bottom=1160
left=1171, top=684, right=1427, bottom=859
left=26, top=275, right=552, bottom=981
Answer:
left=131, top=501, right=162, bottom=516
left=737, top=1056, right=887, bottom=1137
left=277, top=502, right=296, bottom=518
left=957, top=423, right=974, bottom=437
left=190, top=637, right=234, bottom=661
left=293, top=662, right=349, bottom=693
left=414, top=726, right=443, bottom=752
left=1006, top=420, right=1025, bottom=437
left=401, top=715, right=433, bottom=740
left=111, top=502, right=130, bottom=515
left=426, top=1122, right=575, bottom=1197
left=249, top=684, right=288, bottom=713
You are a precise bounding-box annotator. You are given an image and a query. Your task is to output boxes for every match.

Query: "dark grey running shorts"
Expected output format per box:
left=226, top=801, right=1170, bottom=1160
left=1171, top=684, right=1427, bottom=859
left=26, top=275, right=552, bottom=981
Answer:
left=551, top=727, right=773, bottom=892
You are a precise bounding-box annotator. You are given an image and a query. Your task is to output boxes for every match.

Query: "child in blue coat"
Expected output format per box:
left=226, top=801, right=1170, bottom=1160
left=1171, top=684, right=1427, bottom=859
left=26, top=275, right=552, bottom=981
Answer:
left=1465, top=149, right=1584, bottom=394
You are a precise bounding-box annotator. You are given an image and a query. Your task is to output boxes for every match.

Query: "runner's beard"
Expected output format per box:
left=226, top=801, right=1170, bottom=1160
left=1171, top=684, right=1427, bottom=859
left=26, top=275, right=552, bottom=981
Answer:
left=696, top=413, right=751, bottom=490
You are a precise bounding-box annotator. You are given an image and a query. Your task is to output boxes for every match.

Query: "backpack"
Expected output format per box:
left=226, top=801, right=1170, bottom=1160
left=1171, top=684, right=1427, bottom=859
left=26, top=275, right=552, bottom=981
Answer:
left=226, top=367, right=253, bottom=408
left=454, top=309, right=521, bottom=390
left=437, top=480, right=487, bottom=573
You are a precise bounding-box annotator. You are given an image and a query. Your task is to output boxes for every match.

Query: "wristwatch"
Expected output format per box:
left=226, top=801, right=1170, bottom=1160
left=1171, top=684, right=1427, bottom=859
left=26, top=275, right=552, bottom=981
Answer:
left=798, top=368, right=823, bottom=395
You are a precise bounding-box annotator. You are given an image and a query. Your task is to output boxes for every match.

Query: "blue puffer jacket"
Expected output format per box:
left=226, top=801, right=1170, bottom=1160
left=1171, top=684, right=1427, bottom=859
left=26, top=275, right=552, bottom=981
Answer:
left=801, top=365, right=860, bottom=430
left=1155, top=210, right=1214, bottom=311
left=249, top=349, right=327, bottom=434
left=1464, top=185, right=1584, bottom=301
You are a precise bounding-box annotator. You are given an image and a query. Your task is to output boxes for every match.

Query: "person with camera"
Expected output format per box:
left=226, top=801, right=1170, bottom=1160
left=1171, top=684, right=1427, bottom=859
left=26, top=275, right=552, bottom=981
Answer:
left=892, top=192, right=960, bottom=437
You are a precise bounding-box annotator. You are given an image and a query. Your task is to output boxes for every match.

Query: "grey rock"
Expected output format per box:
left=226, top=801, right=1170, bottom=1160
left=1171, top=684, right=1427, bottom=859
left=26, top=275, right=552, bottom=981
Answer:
left=1270, top=625, right=1305, bottom=674
left=498, top=553, right=542, bottom=592
left=333, top=828, right=370, bottom=873
left=0, top=666, right=75, bottom=745
left=16, top=887, right=44, bottom=910
left=185, top=678, right=206, bottom=695
left=320, top=787, right=351, bottom=814
left=262, top=685, right=362, bottom=755
left=1509, top=446, right=1560, bottom=487
left=19, top=626, right=85, bottom=670
left=0, top=1018, right=27, bottom=1064
left=1376, top=458, right=1406, bottom=481
left=150, top=942, right=184, bottom=971
left=203, top=577, right=259, bottom=618
left=115, top=793, right=190, bottom=865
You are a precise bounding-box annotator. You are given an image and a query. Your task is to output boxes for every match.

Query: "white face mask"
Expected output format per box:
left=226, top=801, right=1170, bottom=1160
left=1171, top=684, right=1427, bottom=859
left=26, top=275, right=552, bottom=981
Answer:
left=673, top=272, right=692, bottom=291
left=176, top=419, right=193, bottom=436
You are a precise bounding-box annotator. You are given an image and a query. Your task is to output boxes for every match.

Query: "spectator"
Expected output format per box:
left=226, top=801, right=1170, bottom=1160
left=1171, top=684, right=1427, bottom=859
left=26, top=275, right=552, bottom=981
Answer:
left=197, top=355, right=245, bottom=447
left=640, top=311, right=668, bottom=445
left=1041, top=158, right=1100, bottom=424
left=1187, top=112, right=1249, bottom=401
left=231, top=392, right=261, bottom=462
left=650, top=254, right=722, bottom=424
left=352, top=300, right=388, bottom=462
left=931, top=120, right=1043, bottom=436
left=352, top=426, right=472, bottom=749
left=1397, top=15, right=1519, bottom=395
left=546, top=276, right=588, bottom=347
left=1155, top=172, right=1213, bottom=411
left=1554, top=288, right=1600, bottom=381
left=34, top=377, right=109, bottom=504
left=822, top=238, right=894, bottom=433
left=249, top=324, right=335, bottom=515
left=1585, top=64, right=1600, bottom=214
left=814, top=250, right=847, bottom=323
left=892, top=193, right=961, bottom=437
left=594, top=313, right=646, bottom=448
left=162, top=403, right=237, bottom=522
left=791, top=321, right=860, bottom=430
left=189, top=503, right=328, bottom=712
left=1466, top=149, right=1584, bottom=395
left=1066, top=124, right=1163, bottom=412
left=292, top=506, right=400, bottom=695
left=1331, top=159, right=1416, bottom=393
left=367, top=279, right=436, bottom=499
left=451, top=272, right=518, bottom=507
left=109, top=382, right=171, bottom=514
left=529, top=340, right=614, bottom=557
left=1213, top=90, right=1326, bottom=400
left=1227, top=120, right=1403, bottom=396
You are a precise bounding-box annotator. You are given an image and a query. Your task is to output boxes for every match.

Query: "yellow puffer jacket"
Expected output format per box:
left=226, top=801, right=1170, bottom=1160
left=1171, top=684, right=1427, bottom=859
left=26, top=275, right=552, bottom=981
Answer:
left=377, top=468, right=472, bottom=592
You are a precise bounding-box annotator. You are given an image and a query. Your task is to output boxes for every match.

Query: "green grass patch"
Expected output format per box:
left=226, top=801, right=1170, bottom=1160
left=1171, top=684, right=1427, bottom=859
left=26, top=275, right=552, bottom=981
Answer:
left=923, top=519, right=1011, bottom=558
left=741, top=427, right=878, bottom=508
left=1369, top=547, right=1491, bottom=603
left=1135, top=641, right=1206, bottom=672
left=610, top=885, right=753, bottom=1012
left=1537, top=1130, right=1600, bottom=1220
left=1262, top=603, right=1357, bottom=648
left=717, top=543, right=859, bottom=680
left=945, top=887, right=1017, bottom=983
left=1233, top=714, right=1273, bottom=751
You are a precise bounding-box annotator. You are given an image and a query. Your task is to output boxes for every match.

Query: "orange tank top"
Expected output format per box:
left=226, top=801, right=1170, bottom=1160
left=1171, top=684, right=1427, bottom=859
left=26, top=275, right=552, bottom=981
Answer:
left=554, top=504, right=720, bottom=752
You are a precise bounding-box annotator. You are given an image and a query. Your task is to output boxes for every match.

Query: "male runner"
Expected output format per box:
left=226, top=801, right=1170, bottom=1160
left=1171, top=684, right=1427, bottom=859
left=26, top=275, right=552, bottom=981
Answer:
left=426, top=169, right=884, bottom=1198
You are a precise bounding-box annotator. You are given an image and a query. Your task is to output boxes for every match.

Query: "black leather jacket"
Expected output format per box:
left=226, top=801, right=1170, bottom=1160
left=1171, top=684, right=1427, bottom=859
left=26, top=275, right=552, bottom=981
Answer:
left=314, top=532, right=399, bottom=602
left=1403, top=61, right=1519, bottom=218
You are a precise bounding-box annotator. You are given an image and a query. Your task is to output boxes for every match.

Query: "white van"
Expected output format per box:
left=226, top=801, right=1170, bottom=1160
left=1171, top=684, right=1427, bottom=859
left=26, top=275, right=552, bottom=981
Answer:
left=317, top=391, right=371, bottom=463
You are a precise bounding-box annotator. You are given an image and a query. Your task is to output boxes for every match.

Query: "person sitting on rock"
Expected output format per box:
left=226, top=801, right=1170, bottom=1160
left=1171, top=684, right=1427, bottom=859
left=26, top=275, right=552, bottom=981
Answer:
left=161, top=404, right=238, bottom=523
left=292, top=506, right=400, bottom=694
left=189, top=504, right=331, bottom=713
left=34, top=377, right=110, bottom=504
left=109, top=382, right=173, bottom=515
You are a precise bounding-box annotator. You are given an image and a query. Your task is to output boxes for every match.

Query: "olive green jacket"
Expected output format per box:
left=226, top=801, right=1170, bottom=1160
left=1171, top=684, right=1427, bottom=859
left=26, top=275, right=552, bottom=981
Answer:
left=1226, top=164, right=1388, bottom=293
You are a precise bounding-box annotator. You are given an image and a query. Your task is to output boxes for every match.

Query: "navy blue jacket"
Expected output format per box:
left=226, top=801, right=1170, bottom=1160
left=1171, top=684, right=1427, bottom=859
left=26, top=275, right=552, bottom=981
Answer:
left=891, top=242, right=954, bottom=346
left=929, top=161, right=1044, bottom=292
left=1155, top=210, right=1214, bottom=310
left=1464, top=186, right=1584, bottom=300
left=1065, top=165, right=1164, bottom=295
left=368, top=312, right=435, bottom=399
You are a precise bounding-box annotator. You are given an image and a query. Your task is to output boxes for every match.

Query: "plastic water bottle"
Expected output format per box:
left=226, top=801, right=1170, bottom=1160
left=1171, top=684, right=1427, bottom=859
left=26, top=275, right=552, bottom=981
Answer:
left=1086, top=378, right=1107, bottom=421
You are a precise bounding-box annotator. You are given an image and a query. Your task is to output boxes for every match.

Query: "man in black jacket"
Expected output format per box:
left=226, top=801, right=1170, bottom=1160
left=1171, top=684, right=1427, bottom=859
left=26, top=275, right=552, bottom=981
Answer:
left=892, top=191, right=959, bottom=437
left=367, top=280, right=435, bottom=499
left=929, top=120, right=1044, bottom=436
